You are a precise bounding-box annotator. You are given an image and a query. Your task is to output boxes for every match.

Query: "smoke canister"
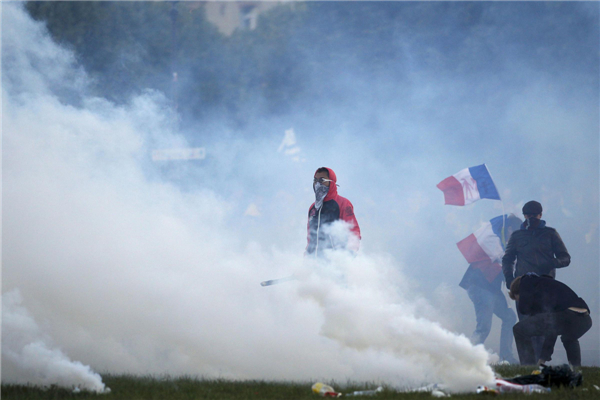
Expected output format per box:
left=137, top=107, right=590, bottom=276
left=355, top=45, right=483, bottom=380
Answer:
left=312, top=382, right=341, bottom=397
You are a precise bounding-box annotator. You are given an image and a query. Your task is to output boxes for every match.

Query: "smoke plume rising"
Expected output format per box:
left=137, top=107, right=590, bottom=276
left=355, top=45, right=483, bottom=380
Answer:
left=2, top=1, right=598, bottom=393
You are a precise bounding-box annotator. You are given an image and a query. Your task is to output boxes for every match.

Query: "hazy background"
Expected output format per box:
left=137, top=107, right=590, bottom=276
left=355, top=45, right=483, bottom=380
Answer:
left=2, top=0, right=599, bottom=391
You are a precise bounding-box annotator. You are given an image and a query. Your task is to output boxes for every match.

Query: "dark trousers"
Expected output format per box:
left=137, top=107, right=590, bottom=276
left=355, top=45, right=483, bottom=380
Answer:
left=516, top=301, right=544, bottom=362
left=513, top=309, right=592, bottom=366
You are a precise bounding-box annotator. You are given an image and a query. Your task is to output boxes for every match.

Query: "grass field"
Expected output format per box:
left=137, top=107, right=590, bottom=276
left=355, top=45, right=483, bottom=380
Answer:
left=2, top=365, right=600, bottom=399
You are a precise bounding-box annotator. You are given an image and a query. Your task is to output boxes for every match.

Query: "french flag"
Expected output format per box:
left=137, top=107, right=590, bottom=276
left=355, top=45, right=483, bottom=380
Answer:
left=437, top=164, right=500, bottom=206
left=457, top=215, right=511, bottom=264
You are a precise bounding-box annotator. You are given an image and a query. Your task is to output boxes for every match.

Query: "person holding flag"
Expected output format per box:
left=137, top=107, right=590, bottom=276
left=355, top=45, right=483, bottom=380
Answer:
left=458, top=214, right=522, bottom=364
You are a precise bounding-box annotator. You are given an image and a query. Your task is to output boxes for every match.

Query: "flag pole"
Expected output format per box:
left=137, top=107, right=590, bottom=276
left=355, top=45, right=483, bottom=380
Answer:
left=501, top=200, right=507, bottom=248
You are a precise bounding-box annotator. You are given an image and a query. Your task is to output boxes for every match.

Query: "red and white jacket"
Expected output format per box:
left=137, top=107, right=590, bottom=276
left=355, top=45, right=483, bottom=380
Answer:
left=306, top=168, right=361, bottom=256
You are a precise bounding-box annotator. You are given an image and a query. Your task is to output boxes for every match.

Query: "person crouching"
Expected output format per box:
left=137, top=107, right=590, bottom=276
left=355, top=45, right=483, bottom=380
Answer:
left=509, top=273, right=592, bottom=366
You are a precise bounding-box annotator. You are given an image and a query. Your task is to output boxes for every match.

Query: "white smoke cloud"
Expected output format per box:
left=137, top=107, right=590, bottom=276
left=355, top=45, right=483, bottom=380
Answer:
left=1, top=3, right=499, bottom=393
left=297, top=254, right=495, bottom=390
left=277, top=128, right=304, bottom=162
left=2, top=290, right=108, bottom=393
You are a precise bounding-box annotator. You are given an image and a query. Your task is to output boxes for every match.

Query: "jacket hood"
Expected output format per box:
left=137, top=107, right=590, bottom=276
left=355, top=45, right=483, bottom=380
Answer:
left=315, top=167, right=338, bottom=202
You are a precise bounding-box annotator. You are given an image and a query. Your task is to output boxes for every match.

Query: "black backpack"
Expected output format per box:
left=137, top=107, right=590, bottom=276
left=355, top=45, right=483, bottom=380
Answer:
left=507, top=364, right=583, bottom=388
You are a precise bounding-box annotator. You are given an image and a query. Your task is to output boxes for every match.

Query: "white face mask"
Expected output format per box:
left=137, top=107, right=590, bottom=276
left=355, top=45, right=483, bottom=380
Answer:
left=314, top=182, right=329, bottom=210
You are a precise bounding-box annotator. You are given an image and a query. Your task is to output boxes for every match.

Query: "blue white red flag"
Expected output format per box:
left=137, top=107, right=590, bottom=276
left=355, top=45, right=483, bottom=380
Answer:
left=457, top=215, right=512, bottom=264
left=437, top=164, right=500, bottom=206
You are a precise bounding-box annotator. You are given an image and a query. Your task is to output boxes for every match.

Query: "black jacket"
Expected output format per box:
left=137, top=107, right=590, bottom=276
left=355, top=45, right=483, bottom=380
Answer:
left=518, top=274, right=589, bottom=316
left=502, top=220, right=570, bottom=288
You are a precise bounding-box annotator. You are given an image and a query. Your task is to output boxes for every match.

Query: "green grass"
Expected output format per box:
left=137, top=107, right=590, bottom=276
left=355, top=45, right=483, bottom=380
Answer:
left=2, top=366, right=600, bottom=399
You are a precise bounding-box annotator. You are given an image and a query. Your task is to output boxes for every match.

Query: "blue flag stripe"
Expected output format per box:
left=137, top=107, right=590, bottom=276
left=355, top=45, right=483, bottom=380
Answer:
left=490, top=214, right=509, bottom=249
left=468, top=164, right=501, bottom=200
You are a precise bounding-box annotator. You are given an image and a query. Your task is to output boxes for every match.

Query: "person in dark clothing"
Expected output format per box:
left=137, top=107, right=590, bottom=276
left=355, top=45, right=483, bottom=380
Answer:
left=509, top=274, right=592, bottom=366
left=306, top=167, right=360, bottom=257
left=502, top=201, right=571, bottom=290
left=460, top=215, right=521, bottom=363
left=502, top=201, right=571, bottom=361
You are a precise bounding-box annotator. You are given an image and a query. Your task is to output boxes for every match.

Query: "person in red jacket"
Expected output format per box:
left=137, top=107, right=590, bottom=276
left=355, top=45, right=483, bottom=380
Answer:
left=306, top=167, right=360, bottom=257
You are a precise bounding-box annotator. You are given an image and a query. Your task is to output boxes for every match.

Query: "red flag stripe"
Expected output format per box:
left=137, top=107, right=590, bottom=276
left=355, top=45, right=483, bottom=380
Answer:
left=436, top=175, right=465, bottom=206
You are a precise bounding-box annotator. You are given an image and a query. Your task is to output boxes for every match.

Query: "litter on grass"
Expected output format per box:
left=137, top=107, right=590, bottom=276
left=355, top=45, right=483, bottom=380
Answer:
left=476, top=386, right=497, bottom=395
left=311, top=383, right=384, bottom=397
left=501, top=364, right=582, bottom=389
left=475, top=364, right=583, bottom=395
left=431, top=389, right=451, bottom=397
left=345, top=387, right=383, bottom=396
left=494, top=379, right=550, bottom=394
left=400, top=383, right=451, bottom=397
left=312, top=365, right=583, bottom=398
left=312, top=382, right=341, bottom=397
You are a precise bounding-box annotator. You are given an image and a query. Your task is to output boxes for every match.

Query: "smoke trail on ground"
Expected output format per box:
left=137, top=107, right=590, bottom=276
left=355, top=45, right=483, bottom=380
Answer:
left=2, top=290, right=108, bottom=393
left=297, top=252, right=495, bottom=390
left=2, top=3, right=498, bottom=392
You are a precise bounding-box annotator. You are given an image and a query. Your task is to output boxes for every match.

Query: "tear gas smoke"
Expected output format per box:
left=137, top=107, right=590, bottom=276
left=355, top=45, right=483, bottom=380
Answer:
left=2, top=290, right=108, bottom=393
left=1, top=3, right=498, bottom=392
left=2, top=1, right=599, bottom=393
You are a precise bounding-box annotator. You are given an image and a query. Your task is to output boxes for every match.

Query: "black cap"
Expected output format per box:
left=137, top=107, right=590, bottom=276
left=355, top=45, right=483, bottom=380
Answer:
left=522, top=201, right=543, bottom=215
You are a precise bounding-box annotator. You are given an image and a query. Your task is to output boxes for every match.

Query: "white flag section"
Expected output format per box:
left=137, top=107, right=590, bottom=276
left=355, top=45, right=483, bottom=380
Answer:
left=152, top=147, right=206, bottom=161
left=452, top=167, right=481, bottom=205
left=473, top=223, right=505, bottom=263
left=457, top=215, right=516, bottom=265
left=437, top=164, right=501, bottom=206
